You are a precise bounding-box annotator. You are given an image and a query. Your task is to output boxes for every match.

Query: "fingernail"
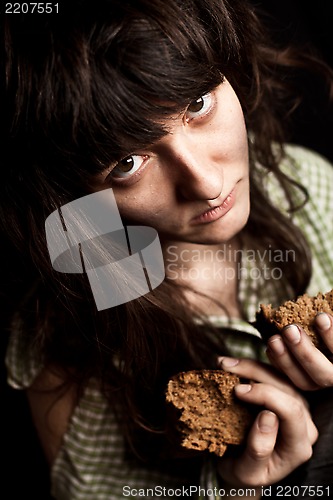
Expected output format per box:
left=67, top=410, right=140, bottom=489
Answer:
left=258, top=411, right=277, bottom=432
left=267, top=336, right=285, bottom=356
left=283, top=324, right=301, bottom=345
left=315, top=312, right=331, bottom=331
left=219, top=356, right=239, bottom=368
left=234, top=384, right=252, bottom=395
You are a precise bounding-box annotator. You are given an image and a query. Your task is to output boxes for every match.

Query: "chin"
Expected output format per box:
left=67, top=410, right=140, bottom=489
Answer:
left=194, top=211, right=250, bottom=245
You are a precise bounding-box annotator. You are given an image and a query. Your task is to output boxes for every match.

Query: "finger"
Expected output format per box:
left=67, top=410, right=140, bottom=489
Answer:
left=281, top=324, right=333, bottom=387
left=238, top=410, right=278, bottom=486
left=314, top=313, right=333, bottom=352
left=218, top=356, right=301, bottom=398
left=221, top=410, right=279, bottom=487
left=266, top=335, right=320, bottom=391
left=235, top=383, right=318, bottom=449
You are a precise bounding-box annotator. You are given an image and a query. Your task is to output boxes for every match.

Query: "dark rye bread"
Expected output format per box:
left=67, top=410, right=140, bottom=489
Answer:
left=254, top=288, right=333, bottom=350
left=165, top=370, right=253, bottom=457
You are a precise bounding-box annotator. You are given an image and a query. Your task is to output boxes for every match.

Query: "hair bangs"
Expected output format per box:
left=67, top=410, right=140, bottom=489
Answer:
left=84, top=8, right=226, bottom=167
left=3, top=0, right=242, bottom=179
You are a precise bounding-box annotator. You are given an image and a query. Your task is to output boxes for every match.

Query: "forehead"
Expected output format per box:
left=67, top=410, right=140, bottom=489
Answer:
left=81, top=8, right=226, bottom=160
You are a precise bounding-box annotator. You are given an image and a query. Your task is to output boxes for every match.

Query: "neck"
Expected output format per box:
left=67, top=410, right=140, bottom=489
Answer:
left=163, top=237, right=242, bottom=275
left=162, top=237, right=243, bottom=317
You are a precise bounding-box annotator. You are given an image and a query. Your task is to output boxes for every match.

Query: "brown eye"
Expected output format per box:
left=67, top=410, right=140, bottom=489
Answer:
left=110, top=155, right=148, bottom=179
left=185, top=93, right=214, bottom=121
left=118, top=157, right=135, bottom=173
left=188, top=96, right=205, bottom=113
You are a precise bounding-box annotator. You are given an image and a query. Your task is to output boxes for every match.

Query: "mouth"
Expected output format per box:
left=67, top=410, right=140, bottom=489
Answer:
left=190, top=188, right=236, bottom=225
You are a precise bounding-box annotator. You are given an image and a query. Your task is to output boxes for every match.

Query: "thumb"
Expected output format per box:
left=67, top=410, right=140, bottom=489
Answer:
left=219, top=410, right=278, bottom=487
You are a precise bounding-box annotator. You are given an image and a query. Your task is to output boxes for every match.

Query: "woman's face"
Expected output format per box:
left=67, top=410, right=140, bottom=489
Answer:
left=98, top=80, right=250, bottom=246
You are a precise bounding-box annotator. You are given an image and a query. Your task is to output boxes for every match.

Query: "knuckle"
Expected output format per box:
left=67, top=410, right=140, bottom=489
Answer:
left=292, top=443, right=313, bottom=466
left=310, top=425, right=319, bottom=444
left=247, top=445, right=272, bottom=462
left=299, top=444, right=313, bottom=464
left=289, top=399, right=305, bottom=421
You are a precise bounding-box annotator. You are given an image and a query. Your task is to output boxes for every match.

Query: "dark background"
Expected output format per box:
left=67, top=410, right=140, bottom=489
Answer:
left=1, top=2, right=333, bottom=499
left=249, top=0, right=333, bottom=163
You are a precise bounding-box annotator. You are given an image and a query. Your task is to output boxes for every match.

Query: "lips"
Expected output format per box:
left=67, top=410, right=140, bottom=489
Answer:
left=190, top=188, right=235, bottom=225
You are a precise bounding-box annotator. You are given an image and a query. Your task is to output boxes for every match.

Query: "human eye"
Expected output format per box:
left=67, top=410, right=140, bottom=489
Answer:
left=185, top=92, right=215, bottom=122
left=108, top=154, right=148, bottom=180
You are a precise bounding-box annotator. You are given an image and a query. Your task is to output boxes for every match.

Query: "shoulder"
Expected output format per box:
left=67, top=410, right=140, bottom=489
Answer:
left=282, top=143, right=332, bottom=168
left=281, top=144, right=333, bottom=199
left=281, top=145, right=333, bottom=294
left=282, top=144, right=333, bottom=220
left=261, top=144, right=333, bottom=214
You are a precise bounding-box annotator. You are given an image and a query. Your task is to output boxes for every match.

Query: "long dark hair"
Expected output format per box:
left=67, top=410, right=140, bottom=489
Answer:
left=1, top=0, right=331, bottom=461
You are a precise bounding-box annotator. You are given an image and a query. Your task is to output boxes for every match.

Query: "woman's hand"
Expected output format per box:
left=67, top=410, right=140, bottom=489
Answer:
left=217, top=357, right=318, bottom=489
left=266, top=313, right=333, bottom=390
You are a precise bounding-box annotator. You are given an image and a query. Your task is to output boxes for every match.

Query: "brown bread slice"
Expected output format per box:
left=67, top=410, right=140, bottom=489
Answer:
left=254, top=289, right=333, bottom=350
left=165, top=369, right=253, bottom=457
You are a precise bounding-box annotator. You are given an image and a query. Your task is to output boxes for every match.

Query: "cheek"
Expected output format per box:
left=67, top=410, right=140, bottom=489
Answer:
left=224, top=84, right=248, bottom=145
left=114, top=188, right=169, bottom=226
left=115, top=197, right=148, bottom=224
left=210, top=88, right=248, bottom=162
left=227, top=102, right=248, bottom=154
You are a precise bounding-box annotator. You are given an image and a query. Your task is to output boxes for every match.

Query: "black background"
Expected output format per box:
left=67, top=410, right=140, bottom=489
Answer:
left=249, top=0, right=333, bottom=163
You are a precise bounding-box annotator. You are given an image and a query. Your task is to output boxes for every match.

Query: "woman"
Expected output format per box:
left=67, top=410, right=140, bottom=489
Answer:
left=1, top=0, right=333, bottom=498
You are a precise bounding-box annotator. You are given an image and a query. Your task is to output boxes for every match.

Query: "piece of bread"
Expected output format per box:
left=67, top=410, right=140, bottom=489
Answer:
left=254, top=289, right=333, bottom=350
left=165, top=369, right=253, bottom=457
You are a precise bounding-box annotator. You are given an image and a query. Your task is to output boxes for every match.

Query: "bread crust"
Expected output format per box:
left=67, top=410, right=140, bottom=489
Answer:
left=254, top=289, right=333, bottom=350
left=165, top=369, right=253, bottom=457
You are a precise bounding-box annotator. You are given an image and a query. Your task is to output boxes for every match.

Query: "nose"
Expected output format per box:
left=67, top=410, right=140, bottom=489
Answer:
left=161, top=132, right=224, bottom=201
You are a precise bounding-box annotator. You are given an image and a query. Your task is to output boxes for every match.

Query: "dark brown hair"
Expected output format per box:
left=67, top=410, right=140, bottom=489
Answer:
left=1, top=0, right=331, bottom=462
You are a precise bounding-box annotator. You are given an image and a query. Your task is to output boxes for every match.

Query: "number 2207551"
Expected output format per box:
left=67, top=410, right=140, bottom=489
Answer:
left=5, top=3, right=59, bottom=14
